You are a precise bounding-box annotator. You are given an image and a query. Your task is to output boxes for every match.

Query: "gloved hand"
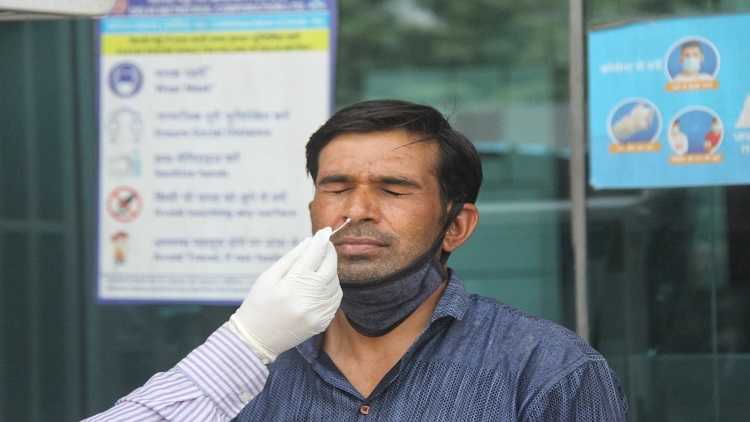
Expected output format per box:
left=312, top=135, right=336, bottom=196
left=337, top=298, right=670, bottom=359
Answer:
left=228, top=227, right=342, bottom=364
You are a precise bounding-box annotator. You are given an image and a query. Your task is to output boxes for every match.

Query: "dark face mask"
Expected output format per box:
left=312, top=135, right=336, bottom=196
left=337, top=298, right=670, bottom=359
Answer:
left=338, top=204, right=462, bottom=337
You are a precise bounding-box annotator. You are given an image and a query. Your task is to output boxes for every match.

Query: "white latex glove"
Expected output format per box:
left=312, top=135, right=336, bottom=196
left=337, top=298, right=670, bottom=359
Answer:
left=228, top=227, right=342, bottom=364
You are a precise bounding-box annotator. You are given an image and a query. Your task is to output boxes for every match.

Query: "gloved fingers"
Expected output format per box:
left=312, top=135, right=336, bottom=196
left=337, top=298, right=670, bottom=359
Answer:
left=290, top=227, right=332, bottom=274
left=316, top=242, right=338, bottom=283
left=319, top=289, right=343, bottom=326
left=264, top=237, right=311, bottom=280
left=315, top=273, right=340, bottom=299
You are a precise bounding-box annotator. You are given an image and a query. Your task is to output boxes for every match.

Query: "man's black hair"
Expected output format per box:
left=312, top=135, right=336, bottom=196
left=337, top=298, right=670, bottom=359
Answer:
left=305, top=99, right=483, bottom=207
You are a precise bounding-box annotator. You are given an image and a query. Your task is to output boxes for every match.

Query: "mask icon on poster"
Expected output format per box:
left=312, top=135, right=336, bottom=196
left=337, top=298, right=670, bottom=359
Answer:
left=107, top=108, right=143, bottom=144
left=665, top=37, right=720, bottom=91
left=607, top=98, right=662, bottom=153
left=668, top=107, right=724, bottom=164
left=109, top=62, right=143, bottom=98
left=736, top=94, right=750, bottom=129
left=111, top=231, right=129, bottom=266
left=109, top=150, right=141, bottom=177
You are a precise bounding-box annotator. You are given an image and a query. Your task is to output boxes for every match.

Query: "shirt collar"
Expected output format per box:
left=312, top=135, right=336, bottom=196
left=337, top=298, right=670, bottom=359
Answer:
left=295, top=269, right=470, bottom=364
left=430, top=269, right=470, bottom=323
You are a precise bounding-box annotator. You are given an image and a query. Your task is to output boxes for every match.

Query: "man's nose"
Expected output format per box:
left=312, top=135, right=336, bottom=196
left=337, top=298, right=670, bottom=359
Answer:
left=342, top=187, right=379, bottom=223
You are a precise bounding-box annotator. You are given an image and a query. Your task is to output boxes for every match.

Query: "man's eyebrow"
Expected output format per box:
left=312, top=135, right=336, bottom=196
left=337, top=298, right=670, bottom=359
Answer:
left=317, top=174, right=353, bottom=185
left=376, top=176, right=422, bottom=189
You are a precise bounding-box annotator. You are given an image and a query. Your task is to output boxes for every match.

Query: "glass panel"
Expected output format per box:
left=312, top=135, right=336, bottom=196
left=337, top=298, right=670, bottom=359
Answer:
left=31, top=23, right=67, bottom=222
left=1, top=232, right=30, bottom=422
left=0, top=22, right=30, bottom=220
left=37, top=233, right=68, bottom=420
left=338, top=0, right=574, bottom=325
left=587, top=1, right=750, bottom=421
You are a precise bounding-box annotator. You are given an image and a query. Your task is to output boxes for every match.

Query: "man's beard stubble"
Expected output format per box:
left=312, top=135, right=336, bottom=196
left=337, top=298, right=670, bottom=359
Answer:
left=333, top=223, right=423, bottom=284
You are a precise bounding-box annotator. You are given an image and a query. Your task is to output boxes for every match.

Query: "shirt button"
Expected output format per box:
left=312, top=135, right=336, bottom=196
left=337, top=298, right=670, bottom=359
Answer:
left=359, top=404, right=370, bottom=415
left=239, top=391, right=253, bottom=402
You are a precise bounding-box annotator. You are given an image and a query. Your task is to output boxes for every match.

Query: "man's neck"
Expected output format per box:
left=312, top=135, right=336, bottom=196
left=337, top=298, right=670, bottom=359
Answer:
left=322, top=281, right=447, bottom=397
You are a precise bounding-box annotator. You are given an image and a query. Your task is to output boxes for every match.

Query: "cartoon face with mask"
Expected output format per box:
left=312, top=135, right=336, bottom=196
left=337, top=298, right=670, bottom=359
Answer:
left=109, top=63, right=143, bottom=98
left=675, top=41, right=713, bottom=82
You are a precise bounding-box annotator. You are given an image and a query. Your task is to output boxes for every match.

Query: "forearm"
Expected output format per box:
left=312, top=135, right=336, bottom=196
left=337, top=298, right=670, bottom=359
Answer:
left=82, top=325, right=268, bottom=422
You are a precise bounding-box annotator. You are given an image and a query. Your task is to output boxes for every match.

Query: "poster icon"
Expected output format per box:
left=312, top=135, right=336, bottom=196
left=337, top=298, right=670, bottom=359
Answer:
left=107, top=108, right=143, bottom=144
left=107, top=186, right=143, bottom=223
left=668, top=107, right=723, bottom=164
left=607, top=98, right=661, bottom=153
left=665, top=37, right=719, bottom=91
left=111, top=231, right=129, bottom=265
left=109, top=150, right=142, bottom=177
left=736, top=94, right=750, bottom=129
left=109, top=63, right=143, bottom=97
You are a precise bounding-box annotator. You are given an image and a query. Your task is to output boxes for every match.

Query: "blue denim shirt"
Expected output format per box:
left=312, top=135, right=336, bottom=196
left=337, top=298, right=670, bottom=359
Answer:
left=236, top=273, right=628, bottom=421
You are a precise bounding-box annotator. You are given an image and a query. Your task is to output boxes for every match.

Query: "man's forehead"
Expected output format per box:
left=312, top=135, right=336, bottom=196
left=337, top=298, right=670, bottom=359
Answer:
left=317, top=130, right=439, bottom=177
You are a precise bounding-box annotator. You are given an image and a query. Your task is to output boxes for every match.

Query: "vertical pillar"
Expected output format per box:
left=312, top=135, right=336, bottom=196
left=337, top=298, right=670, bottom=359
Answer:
left=568, top=0, right=590, bottom=342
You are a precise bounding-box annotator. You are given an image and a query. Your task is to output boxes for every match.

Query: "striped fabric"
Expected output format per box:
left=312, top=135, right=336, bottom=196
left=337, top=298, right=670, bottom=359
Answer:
left=83, top=324, right=268, bottom=422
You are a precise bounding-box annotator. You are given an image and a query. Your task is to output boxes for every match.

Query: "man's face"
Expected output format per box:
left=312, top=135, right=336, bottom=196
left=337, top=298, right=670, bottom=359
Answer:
left=309, top=129, right=446, bottom=283
left=680, top=46, right=704, bottom=64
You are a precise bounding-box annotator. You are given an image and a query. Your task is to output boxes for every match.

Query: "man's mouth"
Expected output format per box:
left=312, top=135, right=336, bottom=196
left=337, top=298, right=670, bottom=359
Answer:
left=334, top=236, right=388, bottom=256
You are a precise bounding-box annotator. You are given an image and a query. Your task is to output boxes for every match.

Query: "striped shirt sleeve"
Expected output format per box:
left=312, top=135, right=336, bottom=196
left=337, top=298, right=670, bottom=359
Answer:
left=82, top=324, right=269, bottom=422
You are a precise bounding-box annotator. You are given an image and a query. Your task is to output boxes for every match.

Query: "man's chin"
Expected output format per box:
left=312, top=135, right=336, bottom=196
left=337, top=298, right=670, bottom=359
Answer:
left=337, top=260, right=402, bottom=284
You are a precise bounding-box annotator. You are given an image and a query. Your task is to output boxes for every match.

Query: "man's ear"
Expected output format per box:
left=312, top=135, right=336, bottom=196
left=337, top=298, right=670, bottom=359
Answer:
left=442, top=203, right=479, bottom=253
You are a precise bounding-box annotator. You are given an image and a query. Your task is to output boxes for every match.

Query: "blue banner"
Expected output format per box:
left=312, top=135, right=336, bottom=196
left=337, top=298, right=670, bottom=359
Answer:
left=588, top=14, right=750, bottom=189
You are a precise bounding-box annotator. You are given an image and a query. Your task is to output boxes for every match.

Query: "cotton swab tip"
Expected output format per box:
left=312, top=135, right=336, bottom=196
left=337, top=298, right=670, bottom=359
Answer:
left=331, top=217, right=351, bottom=235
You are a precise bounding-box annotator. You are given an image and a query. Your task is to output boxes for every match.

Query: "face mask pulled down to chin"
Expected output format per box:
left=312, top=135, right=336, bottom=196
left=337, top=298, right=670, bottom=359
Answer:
left=337, top=204, right=462, bottom=337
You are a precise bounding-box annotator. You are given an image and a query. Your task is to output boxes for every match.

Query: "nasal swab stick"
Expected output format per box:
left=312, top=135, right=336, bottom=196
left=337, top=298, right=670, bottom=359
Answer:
left=331, top=218, right=351, bottom=236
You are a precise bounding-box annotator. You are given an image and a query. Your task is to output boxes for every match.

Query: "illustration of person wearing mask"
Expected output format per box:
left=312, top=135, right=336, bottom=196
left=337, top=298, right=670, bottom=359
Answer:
left=109, top=63, right=143, bottom=98
left=704, top=117, right=722, bottom=154
left=669, top=119, right=689, bottom=155
left=674, top=41, right=713, bottom=82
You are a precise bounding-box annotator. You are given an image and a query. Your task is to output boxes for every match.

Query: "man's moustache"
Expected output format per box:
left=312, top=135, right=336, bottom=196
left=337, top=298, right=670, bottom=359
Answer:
left=331, top=224, right=396, bottom=245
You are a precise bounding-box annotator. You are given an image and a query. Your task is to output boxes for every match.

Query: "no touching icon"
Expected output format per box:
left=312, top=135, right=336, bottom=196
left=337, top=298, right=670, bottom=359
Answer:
left=107, top=186, right=143, bottom=223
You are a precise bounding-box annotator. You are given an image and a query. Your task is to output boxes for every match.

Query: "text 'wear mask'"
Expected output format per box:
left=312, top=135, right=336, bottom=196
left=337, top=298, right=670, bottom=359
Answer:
left=338, top=204, right=463, bottom=337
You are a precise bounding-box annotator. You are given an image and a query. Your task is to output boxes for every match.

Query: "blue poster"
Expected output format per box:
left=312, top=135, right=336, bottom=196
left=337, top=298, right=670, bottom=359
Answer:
left=588, top=14, right=750, bottom=189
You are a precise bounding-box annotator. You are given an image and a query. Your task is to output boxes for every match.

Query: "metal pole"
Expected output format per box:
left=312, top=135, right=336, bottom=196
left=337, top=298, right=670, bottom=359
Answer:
left=568, top=0, right=590, bottom=342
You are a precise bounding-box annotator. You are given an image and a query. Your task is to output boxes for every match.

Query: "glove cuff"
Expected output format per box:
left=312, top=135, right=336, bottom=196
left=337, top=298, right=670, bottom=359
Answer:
left=226, top=317, right=276, bottom=364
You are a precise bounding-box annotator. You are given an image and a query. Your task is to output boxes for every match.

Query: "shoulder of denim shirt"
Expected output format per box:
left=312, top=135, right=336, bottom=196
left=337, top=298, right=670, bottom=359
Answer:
left=432, top=275, right=607, bottom=395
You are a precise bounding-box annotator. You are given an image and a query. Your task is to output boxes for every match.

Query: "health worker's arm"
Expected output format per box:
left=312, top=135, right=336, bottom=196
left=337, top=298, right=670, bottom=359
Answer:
left=521, top=357, right=629, bottom=422
left=82, top=325, right=267, bottom=422
left=82, top=229, right=342, bottom=422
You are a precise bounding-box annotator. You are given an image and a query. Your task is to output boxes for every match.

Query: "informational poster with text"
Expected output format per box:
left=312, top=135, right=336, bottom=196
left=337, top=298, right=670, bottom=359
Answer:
left=98, top=0, right=335, bottom=302
left=589, top=14, right=750, bottom=189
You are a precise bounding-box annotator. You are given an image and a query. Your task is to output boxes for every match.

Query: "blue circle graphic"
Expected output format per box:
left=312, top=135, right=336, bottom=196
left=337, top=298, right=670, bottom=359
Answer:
left=609, top=100, right=661, bottom=144
left=109, top=63, right=143, bottom=98
left=671, top=109, right=722, bottom=154
left=666, top=38, right=719, bottom=80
